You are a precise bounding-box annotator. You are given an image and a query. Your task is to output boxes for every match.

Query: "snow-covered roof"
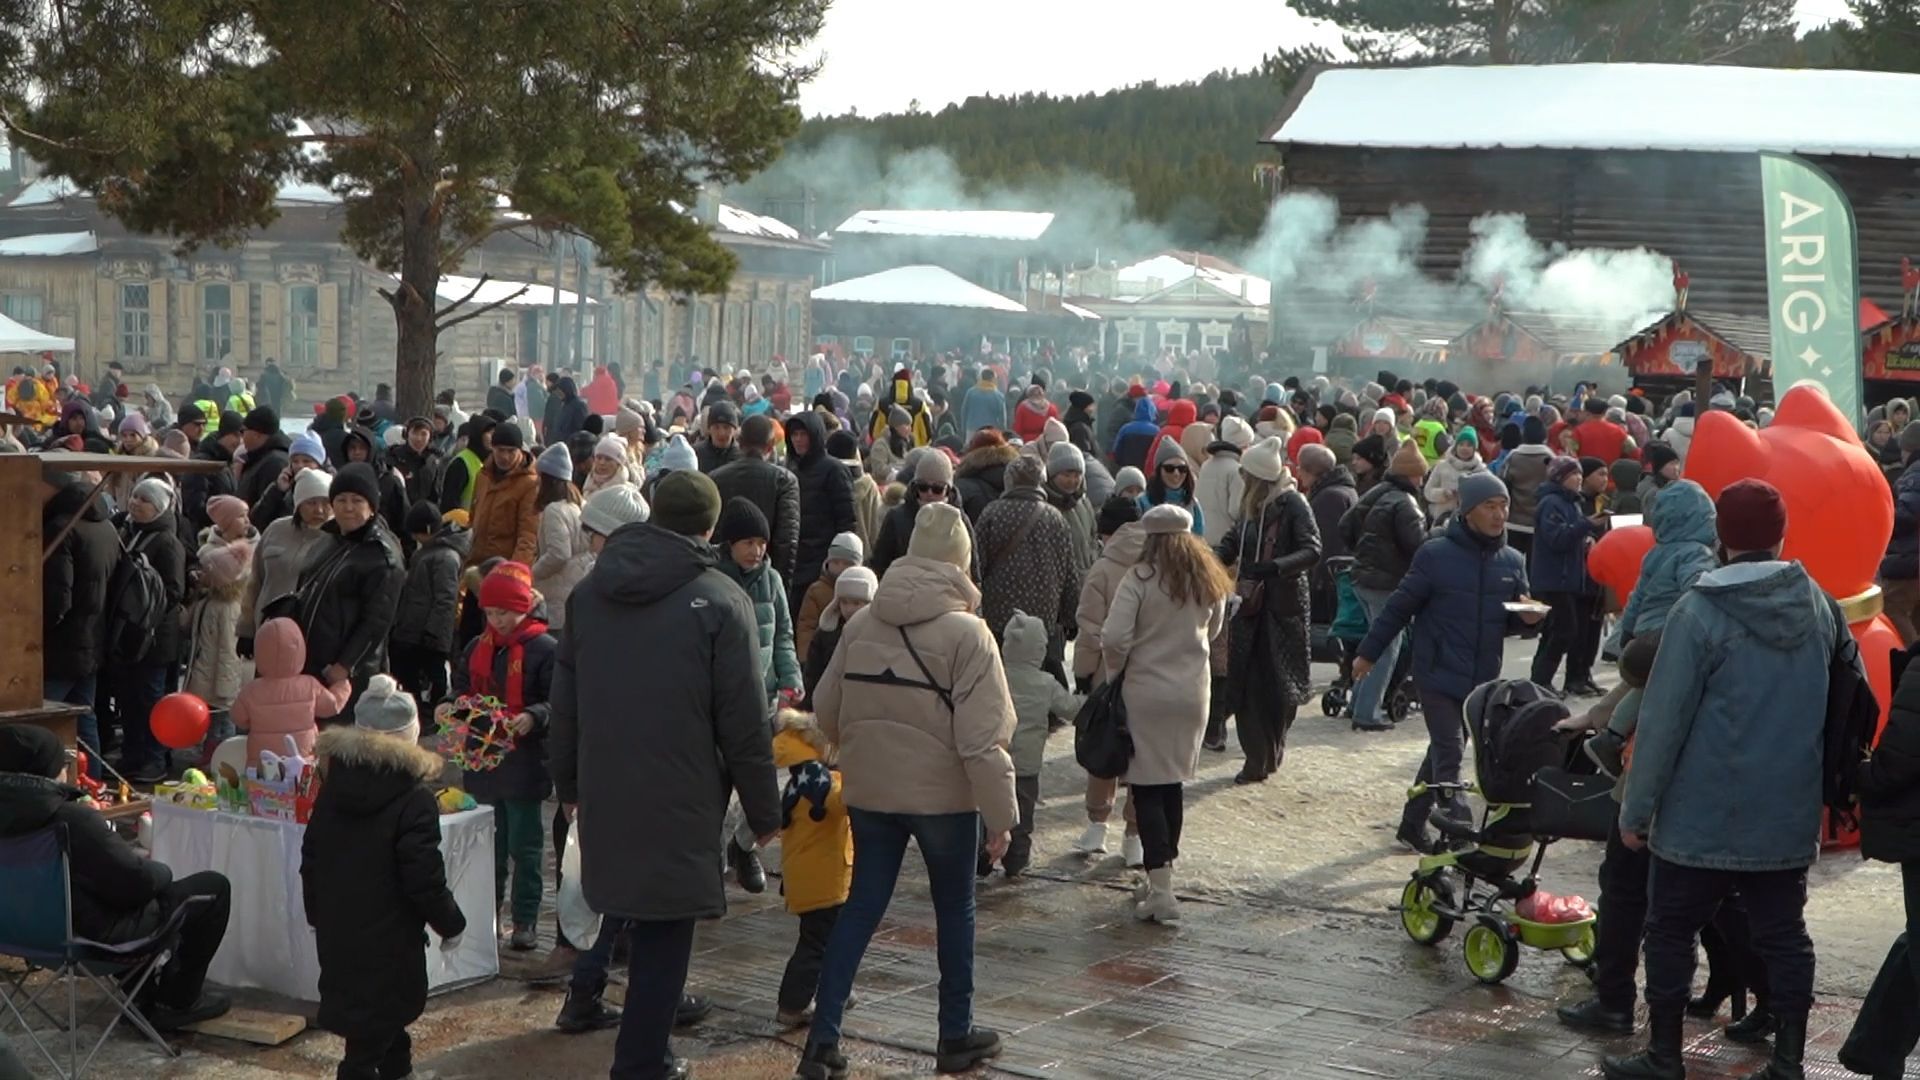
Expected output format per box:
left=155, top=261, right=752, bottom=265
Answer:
left=812, top=266, right=1029, bottom=312
left=402, top=273, right=595, bottom=308
left=834, top=210, right=1056, bottom=242
left=1061, top=302, right=1101, bottom=321
left=1268, top=64, right=1920, bottom=159
left=1118, top=254, right=1271, bottom=307
left=0, top=231, right=97, bottom=256
left=716, top=203, right=801, bottom=240
left=4, top=177, right=80, bottom=208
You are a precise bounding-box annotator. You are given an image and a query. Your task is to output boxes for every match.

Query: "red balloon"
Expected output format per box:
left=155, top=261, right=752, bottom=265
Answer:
left=151, top=692, right=211, bottom=750
left=1587, top=524, right=1654, bottom=606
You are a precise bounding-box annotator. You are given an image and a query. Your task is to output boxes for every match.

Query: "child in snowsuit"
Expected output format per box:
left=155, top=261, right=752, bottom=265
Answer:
left=773, top=709, right=852, bottom=1028
left=302, top=675, right=465, bottom=1080
left=188, top=494, right=258, bottom=754
left=803, top=567, right=876, bottom=705
left=449, top=561, right=556, bottom=951
left=230, top=617, right=351, bottom=762
left=795, top=531, right=863, bottom=659
left=1578, top=480, right=1717, bottom=776
left=994, top=610, right=1084, bottom=877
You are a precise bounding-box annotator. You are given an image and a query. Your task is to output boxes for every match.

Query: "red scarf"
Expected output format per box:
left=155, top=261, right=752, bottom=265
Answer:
left=468, top=617, right=548, bottom=713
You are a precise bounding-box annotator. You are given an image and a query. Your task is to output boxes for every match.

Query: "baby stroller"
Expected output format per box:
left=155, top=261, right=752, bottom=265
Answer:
left=1318, top=557, right=1418, bottom=725
left=1394, top=679, right=1598, bottom=984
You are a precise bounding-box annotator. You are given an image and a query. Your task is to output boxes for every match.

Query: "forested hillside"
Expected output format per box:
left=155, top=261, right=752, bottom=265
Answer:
left=728, top=70, right=1284, bottom=250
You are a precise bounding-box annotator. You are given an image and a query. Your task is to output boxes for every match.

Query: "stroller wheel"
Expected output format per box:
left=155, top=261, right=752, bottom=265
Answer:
left=1398, top=877, right=1455, bottom=946
left=1320, top=687, right=1349, bottom=718
left=1388, top=684, right=1417, bottom=723
left=1561, top=922, right=1597, bottom=968
left=1463, top=915, right=1521, bottom=984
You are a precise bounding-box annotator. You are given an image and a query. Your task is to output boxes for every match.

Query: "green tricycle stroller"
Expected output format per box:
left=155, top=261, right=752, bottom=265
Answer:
left=1395, top=679, right=1602, bottom=985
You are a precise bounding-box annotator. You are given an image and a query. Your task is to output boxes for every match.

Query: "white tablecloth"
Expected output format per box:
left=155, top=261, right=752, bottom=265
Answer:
left=148, top=801, right=499, bottom=1001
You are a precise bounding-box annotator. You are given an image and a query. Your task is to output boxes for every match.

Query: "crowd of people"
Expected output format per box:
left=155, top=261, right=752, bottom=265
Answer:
left=4, top=345, right=1919, bottom=1080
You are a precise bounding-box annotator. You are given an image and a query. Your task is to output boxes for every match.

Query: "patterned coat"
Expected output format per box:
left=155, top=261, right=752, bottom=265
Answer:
left=975, top=487, right=1082, bottom=659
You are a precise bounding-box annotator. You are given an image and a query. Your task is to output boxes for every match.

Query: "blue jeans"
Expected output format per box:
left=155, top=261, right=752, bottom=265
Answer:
left=1352, top=586, right=1402, bottom=726
left=44, top=674, right=99, bottom=778
left=570, top=915, right=629, bottom=998
left=807, top=809, right=981, bottom=1049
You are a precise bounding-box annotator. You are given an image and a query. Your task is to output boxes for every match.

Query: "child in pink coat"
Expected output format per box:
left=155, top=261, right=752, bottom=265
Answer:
left=231, top=617, right=352, bottom=761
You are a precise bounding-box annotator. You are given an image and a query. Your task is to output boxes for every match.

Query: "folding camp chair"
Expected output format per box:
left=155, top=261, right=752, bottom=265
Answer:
left=0, top=824, right=206, bottom=1079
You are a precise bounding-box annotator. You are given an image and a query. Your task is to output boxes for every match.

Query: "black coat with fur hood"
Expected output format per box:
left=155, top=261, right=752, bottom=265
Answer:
left=301, top=727, right=464, bottom=1040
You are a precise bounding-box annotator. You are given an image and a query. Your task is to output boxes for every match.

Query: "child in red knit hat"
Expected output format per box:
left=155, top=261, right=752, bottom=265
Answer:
left=446, top=560, right=557, bottom=952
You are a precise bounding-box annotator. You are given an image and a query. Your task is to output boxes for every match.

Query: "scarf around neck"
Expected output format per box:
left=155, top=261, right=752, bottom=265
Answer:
left=469, top=616, right=549, bottom=713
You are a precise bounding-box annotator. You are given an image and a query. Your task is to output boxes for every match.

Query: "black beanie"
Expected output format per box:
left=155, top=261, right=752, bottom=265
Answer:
left=0, top=724, right=62, bottom=778
left=217, top=410, right=246, bottom=437
left=329, top=462, right=381, bottom=507
left=1580, top=455, right=1608, bottom=478
left=404, top=500, right=443, bottom=535
left=489, top=422, right=524, bottom=449
left=825, top=429, right=859, bottom=463
left=715, top=496, right=769, bottom=544
left=243, top=405, right=280, bottom=435
left=1350, top=433, right=1389, bottom=472
left=1096, top=494, right=1141, bottom=537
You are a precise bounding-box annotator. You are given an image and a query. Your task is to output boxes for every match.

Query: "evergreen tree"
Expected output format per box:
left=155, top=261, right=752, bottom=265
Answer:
left=1281, top=0, right=1800, bottom=63
left=1837, top=0, right=1920, bottom=71
left=0, top=0, right=826, bottom=413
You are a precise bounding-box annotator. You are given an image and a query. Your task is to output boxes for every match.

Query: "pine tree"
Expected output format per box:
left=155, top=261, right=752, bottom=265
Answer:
left=0, top=0, right=826, bottom=413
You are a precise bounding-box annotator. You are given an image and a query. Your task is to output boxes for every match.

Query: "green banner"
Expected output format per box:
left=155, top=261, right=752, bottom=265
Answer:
left=1760, top=153, right=1861, bottom=423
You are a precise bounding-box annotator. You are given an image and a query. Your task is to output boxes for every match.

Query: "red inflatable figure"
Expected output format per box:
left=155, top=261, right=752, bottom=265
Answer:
left=1684, top=385, right=1899, bottom=845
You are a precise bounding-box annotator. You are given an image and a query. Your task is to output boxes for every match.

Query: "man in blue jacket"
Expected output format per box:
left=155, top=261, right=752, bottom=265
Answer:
left=1530, top=455, right=1608, bottom=695
left=1352, top=471, right=1540, bottom=854
left=959, top=368, right=1007, bottom=436
left=1109, top=397, right=1162, bottom=472
left=1605, top=479, right=1855, bottom=1080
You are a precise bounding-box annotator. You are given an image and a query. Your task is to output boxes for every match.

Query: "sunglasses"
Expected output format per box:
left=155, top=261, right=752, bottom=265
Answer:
left=913, top=482, right=948, bottom=495
left=1160, top=463, right=1189, bottom=475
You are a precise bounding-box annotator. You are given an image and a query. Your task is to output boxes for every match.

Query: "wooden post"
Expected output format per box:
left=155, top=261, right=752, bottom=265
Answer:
left=0, top=453, right=44, bottom=711
left=1694, top=357, right=1713, bottom=412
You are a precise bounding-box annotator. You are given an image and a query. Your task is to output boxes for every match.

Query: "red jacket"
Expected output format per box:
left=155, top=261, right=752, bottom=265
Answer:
left=1012, top=398, right=1058, bottom=444
left=583, top=371, right=620, bottom=415
left=1570, top=418, right=1629, bottom=463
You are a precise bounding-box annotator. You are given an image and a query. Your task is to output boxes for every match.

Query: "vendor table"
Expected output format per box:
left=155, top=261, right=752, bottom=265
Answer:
left=148, top=801, right=498, bottom=1001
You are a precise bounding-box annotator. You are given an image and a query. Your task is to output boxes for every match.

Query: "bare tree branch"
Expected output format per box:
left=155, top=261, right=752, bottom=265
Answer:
left=433, top=272, right=490, bottom=318
left=435, top=285, right=530, bottom=333
left=439, top=217, right=547, bottom=270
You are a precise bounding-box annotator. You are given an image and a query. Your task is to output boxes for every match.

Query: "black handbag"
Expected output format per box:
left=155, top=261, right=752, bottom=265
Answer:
left=1530, top=766, right=1616, bottom=843
left=1073, top=671, right=1134, bottom=780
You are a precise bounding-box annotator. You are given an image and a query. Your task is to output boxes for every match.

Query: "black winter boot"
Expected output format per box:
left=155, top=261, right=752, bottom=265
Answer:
left=935, top=1029, right=1003, bottom=1074
left=1724, top=1005, right=1776, bottom=1044
left=554, top=989, right=621, bottom=1033
left=1741, top=1012, right=1804, bottom=1080
left=1602, top=1006, right=1685, bottom=1079
left=793, top=1041, right=850, bottom=1080
left=1204, top=677, right=1229, bottom=751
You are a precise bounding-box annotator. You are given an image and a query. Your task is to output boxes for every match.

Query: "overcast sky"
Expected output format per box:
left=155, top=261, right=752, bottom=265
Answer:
left=796, top=0, right=1859, bottom=118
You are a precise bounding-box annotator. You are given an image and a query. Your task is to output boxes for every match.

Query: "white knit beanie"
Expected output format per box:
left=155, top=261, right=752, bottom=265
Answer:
left=131, top=477, right=174, bottom=517
left=1220, top=415, right=1255, bottom=450
left=1241, top=436, right=1287, bottom=483
left=293, top=467, right=333, bottom=508
left=581, top=482, right=650, bottom=537
left=828, top=530, right=864, bottom=565
left=907, top=501, right=971, bottom=571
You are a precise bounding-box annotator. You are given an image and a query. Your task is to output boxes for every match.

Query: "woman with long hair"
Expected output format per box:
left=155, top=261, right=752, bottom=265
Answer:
left=1102, top=503, right=1231, bottom=922
left=531, top=445, right=590, bottom=630
left=1216, top=436, right=1321, bottom=785
left=1138, top=442, right=1205, bottom=535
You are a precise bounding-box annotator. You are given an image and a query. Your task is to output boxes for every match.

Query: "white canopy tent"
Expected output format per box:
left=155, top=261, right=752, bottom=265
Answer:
left=0, top=310, right=73, bottom=353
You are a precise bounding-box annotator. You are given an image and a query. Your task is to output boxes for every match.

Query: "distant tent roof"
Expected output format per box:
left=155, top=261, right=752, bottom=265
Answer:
left=0, top=310, right=73, bottom=352
left=812, top=266, right=1029, bottom=312
left=833, top=210, right=1055, bottom=242
left=1268, top=64, right=1920, bottom=159
left=0, top=231, right=97, bottom=257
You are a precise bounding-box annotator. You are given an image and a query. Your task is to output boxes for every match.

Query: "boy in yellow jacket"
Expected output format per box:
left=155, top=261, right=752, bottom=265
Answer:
left=773, top=709, right=852, bottom=1028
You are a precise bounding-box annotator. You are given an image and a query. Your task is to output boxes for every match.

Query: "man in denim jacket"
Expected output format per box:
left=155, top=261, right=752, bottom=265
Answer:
left=1607, top=479, right=1861, bottom=1080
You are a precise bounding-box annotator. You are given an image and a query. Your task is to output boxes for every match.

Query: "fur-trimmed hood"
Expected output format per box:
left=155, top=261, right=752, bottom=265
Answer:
left=773, top=709, right=833, bottom=767
left=313, top=727, right=443, bottom=818
left=956, top=441, right=1018, bottom=478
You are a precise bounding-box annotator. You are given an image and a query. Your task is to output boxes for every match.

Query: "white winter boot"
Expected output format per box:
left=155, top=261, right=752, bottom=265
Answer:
left=1137, top=868, right=1181, bottom=923
left=1122, top=833, right=1144, bottom=869
left=1072, top=821, right=1109, bottom=855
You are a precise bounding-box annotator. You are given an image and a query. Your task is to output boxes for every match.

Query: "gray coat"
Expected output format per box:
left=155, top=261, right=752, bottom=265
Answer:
left=549, top=523, right=780, bottom=921
left=976, top=487, right=1082, bottom=649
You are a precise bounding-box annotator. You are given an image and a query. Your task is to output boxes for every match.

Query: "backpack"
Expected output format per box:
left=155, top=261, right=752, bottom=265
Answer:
left=104, top=531, right=168, bottom=665
left=1822, top=600, right=1880, bottom=833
